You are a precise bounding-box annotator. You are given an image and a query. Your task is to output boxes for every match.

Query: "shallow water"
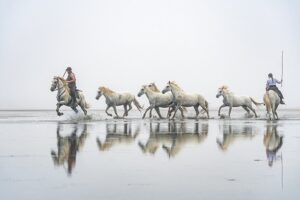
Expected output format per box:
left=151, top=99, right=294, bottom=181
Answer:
left=0, top=109, right=300, bottom=200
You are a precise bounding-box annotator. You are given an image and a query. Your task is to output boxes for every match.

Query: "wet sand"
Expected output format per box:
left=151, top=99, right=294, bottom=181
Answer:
left=0, top=109, right=300, bottom=200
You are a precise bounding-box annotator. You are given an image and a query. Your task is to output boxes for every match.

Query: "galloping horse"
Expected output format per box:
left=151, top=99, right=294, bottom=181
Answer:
left=216, top=86, right=262, bottom=118
left=264, top=90, right=281, bottom=120
left=138, top=84, right=175, bottom=119
left=96, top=86, right=143, bottom=118
left=50, top=76, right=90, bottom=116
left=162, top=81, right=209, bottom=119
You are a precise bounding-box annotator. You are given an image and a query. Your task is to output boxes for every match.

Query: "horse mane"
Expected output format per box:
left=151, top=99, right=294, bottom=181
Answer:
left=149, top=83, right=160, bottom=92
left=169, top=81, right=184, bottom=91
left=219, top=85, right=231, bottom=93
left=99, top=86, right=115, bottom=95
left=56, top=76, right=70, bottom=90
left=219, top=85, right=229, bottom=90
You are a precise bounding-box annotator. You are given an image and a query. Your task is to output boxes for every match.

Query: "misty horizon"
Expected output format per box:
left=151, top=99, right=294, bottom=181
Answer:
left=0, top=0, right=299, bottom=110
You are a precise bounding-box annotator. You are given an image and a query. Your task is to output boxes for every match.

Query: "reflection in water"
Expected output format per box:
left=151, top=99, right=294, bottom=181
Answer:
left=216, top=122, right=256, bottom=151
left=139, top=121, right=208, bottom=157
left=96, top=122, right=140, bottom=151
left=264, top=125, right=283, bottom=167
left=51, top=123, right=88, bottom=175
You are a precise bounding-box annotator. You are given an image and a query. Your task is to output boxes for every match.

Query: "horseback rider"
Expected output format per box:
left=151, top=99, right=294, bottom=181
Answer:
left=266, top=73, right=285, bottom=104
left=65, top=67, right=77, bottom=106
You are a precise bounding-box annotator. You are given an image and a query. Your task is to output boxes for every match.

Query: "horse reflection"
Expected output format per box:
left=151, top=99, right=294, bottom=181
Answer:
left=216, top=122, right=256, bottom=151
left=139, top=121, right=208, bottom=157
left=96, top=122, right=140, bottom=151
left=51, top=124, right=88, bottom=175
left=264, top=125, right=283, bottom=167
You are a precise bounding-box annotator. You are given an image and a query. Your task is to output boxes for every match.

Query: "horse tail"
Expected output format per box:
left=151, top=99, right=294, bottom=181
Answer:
left=133, top=97, right=143, bottom=112
left=205, top=100, right=209, bottom=118
left=250, top=97, right=264, bottom=106
left=79, top=92, right=90, bottom=109
left=205, top=100, right=209, bottom=110
left=264, top=92, right=272, bottom=112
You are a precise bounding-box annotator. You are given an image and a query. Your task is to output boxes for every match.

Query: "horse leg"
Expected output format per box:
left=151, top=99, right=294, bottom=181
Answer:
left=248, top=106, right=257, bottom=118
left=200, top=104, right=209, bottom=119
left=194, top=105, right=200, bottom=118
left=179, top=107, right=185, bottom=118
left=168, top=106, right=174, bottom=118
left=218, top=104, right=227, bottom=116
left=266, top=105, right=271, bottom=120
left=271, top=102, right=277, bottom=120
left=113, top=105, right=120, bottom=118
left=171, top=105, right=181, bottom=119
left=242, top=106, right=250, bottom=114
left=149, top=108, right=153, bottom=118
left=127, top=103, right=133, bottom=116
left=142, top=106, right=153, bottom=119
left=123, top=104, right=128, bottom=117
left=71, top=106, right=79, bottom=114
left=105, top=105, right=113, bottom=117
left=56, top=103, right=63, bottom=116
left=228, top=106, right=232, bottom=117
left=154, top=107, right=164, bottom=119
left=275, top=103, right=279, bottom=120
left=79, top=102, right=87, bottom=115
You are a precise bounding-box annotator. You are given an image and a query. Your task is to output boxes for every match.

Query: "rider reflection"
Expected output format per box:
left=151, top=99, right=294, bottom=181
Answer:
left=263, top=125, right=283, bottom=167
left=51, top=123, right=88, bottom=175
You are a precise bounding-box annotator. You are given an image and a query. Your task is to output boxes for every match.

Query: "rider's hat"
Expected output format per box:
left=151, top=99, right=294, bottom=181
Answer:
left=66, top=67, right=72, bottom=71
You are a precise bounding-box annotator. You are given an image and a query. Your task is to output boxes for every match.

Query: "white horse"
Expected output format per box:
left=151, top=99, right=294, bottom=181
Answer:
left=96, top=86, right=143, bottom=118
left=138, top=83, right=178, bottom=119
left=50, top=76, right=90, bottom=116
left=216, top=86, right=262, bottom=118
left=162, top=81, right=209, bottom=119
left=264, top=90, right=280, bottom=120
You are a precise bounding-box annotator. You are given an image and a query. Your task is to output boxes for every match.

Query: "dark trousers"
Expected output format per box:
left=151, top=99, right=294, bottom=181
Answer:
left=267, top=86, right=284, bottom=99
left=69, top=86, right=77, bottom=102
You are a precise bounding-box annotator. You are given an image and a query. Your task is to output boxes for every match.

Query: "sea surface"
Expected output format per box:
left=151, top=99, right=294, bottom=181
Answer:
left=0, top=109, right=300, bottom=200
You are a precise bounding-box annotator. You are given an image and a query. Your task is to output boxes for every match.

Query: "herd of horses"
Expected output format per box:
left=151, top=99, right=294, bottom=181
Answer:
left=50, top=76, right=282, bottom=120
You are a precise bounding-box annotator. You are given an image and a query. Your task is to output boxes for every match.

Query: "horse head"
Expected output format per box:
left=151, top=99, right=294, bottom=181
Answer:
left=96, top=87, right=104, bottom=100
left=216, top=85, right=229, bottom=98
left=162, top=81, right=172, bottom=94
left=137, top=85, right=147, bottom=97
left=50, top=76, right=59, bottom=91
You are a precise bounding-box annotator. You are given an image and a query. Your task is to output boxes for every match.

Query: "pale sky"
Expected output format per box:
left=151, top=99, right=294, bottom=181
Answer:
left=0, top=0, right=299, bottom=110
